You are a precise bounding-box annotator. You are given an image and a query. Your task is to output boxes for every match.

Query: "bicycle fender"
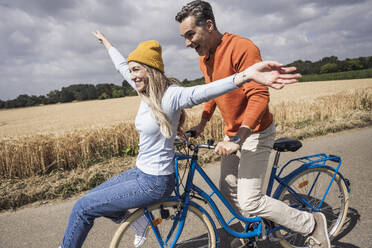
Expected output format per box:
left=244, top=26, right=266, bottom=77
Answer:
left=273, top=164, right=350, bottom=200
left=189, top=200, right=220, bottom=248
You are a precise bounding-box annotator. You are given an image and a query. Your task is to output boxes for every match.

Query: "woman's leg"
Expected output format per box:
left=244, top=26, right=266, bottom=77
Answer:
left=60, top=168, right=175, bottom=248
left=86, top=167, right=138, bottom=195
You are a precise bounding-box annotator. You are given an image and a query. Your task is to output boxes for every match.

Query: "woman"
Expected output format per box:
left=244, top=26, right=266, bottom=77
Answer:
left=59, top=30, right=300, bottom=248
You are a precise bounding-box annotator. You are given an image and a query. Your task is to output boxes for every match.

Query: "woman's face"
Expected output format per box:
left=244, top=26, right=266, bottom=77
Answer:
left=129, top=61, right=149, bottom=93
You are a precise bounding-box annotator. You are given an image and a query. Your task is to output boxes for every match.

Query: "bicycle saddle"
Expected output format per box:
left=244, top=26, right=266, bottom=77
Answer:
left=273, top=137, right=302, bottom=152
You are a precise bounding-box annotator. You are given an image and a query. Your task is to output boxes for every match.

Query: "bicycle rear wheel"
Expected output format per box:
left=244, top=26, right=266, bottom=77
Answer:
left=274, top=167, right=349, bottom=248
left=110, top=201, right=217, bottom=248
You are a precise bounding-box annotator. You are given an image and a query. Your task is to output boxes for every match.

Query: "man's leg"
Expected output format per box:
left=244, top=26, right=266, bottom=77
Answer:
left=219, top=137, right=242, bottom=214
left=237, top=123, right=315, bottom=235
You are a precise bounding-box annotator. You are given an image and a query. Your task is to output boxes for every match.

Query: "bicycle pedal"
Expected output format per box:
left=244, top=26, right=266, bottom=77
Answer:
left=244, top=240, right=258, bottom=248
left=160, top=205, right=170, bottom=219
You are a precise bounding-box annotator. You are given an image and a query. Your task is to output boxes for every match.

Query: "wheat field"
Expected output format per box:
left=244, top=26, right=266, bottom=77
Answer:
left=1, top=78, right=371, bottom=138
left=0, top=78, right=371, bottom=179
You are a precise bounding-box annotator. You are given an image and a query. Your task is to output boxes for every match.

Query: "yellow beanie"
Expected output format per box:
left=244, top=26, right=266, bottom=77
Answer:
left=127, top=40, right=165, bottom=73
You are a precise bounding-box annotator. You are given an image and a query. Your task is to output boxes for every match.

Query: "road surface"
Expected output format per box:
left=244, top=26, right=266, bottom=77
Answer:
left=0, top=127, right=371, bottom=247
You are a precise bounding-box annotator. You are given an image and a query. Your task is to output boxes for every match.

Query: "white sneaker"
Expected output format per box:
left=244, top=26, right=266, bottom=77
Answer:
left=305, top=212, right=331, bottom=248
left=130, top=215, right=150, bottom=248
left=230, top=237, right=249, bottom=248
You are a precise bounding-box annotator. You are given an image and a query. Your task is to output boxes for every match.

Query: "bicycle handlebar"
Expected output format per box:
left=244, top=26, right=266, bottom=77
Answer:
left=175, top=130, right=215, bottom=151
left=197, top=144, right=215, bottom=150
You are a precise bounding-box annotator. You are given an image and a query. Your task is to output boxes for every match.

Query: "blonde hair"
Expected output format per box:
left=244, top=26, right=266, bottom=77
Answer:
left=139, top=65, right=186, bottom=138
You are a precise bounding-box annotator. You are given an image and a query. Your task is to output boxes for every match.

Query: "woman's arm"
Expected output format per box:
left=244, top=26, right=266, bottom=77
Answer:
left=234, top=61, right=300, bottom=89
left=92, top=30, right=112, bottom=51
left=92, top=30, right=136, bottom=90
left=169, top=61, right=300, bottom=110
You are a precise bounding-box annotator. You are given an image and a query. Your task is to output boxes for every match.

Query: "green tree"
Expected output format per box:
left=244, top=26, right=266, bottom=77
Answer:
left=112, top=88, right=124, bottom=98
left=368, top=56, right=372, bottom=68
left=37, top=95, right=48, bottom=105
left=358, top=57, right=368, bottom=69
left=320, top=63, right=338, bottom=74
left=98, top=92, right=109, bottom=100
left=66, top=84, right=97, bottom=101
left=5, top=99, right=17, bottom=108
left=25, top=95, right=41, bottom=106
left=60, top=87, right=75, bottom=102
left=122, top=80, right=137, bottom=96
left=346, top=59, right=363, bottom=70
left=96, top=84, right=114, bottom=98
left=321, top=56, right=338, bottom=64
left=182, top=79, right=190, bottom=85
left=47, top=90, right=61, bottom=104
left=14, top=94, right=32, bottom=108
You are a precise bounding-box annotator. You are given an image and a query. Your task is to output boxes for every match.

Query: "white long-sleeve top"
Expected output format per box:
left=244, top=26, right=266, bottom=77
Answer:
left=108, top=47, right=238, bottom=175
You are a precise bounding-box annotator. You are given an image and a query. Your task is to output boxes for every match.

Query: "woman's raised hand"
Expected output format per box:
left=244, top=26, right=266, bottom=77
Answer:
left=234, top=61, right=301, bottom=89
left=92, top=30, right=112, bottom=50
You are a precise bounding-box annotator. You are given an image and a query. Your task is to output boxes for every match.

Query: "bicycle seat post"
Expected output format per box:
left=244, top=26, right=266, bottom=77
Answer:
left=273, top=151, right=281, bottom=168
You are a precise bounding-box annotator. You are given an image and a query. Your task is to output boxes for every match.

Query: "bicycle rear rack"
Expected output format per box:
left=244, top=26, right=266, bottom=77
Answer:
left=277, top=153, right=341, bottom=177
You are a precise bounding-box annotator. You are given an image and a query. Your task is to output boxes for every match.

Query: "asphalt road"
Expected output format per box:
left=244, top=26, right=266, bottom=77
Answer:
left=0, top=127, right=371, bottom=248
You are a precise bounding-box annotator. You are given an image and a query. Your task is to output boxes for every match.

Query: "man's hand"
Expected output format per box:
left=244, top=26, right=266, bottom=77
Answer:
left=214, top=141, right=240, bottom=156
left=190, top=119, right=207, bottom=137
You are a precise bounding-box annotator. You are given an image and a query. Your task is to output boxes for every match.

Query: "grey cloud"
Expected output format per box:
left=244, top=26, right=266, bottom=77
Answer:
left=0, top=0, right=371, bottom=100
left=5, top=0, right=77, bottom=18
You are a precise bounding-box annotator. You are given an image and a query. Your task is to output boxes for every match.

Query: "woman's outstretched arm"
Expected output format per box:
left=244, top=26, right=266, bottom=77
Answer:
left=92, top=30, right=113, bottom=51
left=234, top=61, right=301, bottom=89
left=92, top=30, right=136, bottom=90
left=168, top=61, right=301, bottom=110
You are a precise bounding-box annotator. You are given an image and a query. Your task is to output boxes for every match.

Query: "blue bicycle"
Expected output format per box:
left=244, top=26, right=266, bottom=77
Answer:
left=110, top=132, right=350, bottom=248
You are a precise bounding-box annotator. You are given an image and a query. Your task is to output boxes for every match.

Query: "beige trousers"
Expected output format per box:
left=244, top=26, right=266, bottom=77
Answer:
left=220, top=122, right=315, bottom=235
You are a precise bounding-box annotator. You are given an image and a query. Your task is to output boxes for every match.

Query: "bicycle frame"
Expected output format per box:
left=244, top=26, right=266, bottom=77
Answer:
left=143, top=149, right=350, bottom=247
left=181, top=155, right=263, bottom=239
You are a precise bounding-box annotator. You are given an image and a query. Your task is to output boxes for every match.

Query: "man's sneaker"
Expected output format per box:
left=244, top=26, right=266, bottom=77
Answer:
left=231, top=237, right=258, bottom=248
left=230, top=238, right=248, bottom=248
left=130, top=215, right=149, bottom=248
left=305, top=212, right=331, bottom=248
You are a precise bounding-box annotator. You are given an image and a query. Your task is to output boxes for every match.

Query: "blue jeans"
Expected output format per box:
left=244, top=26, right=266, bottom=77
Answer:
left=61, top=167, right=175, bottom=248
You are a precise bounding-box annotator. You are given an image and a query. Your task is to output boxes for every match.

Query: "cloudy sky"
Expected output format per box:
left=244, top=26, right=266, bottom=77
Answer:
left=1, top=0, right=371, bottom=100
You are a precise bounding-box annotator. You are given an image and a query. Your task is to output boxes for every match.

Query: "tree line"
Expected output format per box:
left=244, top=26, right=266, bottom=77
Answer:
left=0, top=81, right=137, bottom=109
left=1, top=55, right=372, bottom=109
left=287, top=55, right=372, bottom=75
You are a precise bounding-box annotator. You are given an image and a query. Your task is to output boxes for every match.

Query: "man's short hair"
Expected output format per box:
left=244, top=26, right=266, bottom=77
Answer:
left=175, top=0, right=216, bottom=27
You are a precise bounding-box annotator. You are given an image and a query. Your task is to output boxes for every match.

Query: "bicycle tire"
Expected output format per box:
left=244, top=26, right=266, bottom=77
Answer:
left=274, top=167, right=349, bottom=248
left=110, top=201, right=217, bottom=248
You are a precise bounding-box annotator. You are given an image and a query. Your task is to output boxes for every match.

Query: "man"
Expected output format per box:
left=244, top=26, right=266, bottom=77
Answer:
left=175, top=1, right=330, bottom=247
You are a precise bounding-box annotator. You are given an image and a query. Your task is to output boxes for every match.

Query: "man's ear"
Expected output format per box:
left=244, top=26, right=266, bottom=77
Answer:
left=205, top=19, right=215, bottom=32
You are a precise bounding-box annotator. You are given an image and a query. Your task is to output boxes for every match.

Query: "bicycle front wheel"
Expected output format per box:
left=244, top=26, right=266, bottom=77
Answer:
left=110, top=201, right=217, bottom=248
left=274, top=167, right=349, bottom=248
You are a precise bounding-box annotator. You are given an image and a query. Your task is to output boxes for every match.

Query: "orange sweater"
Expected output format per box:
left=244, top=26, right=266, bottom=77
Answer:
left=200, top=32, right=273, bottom=136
